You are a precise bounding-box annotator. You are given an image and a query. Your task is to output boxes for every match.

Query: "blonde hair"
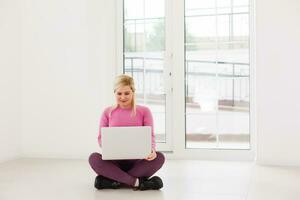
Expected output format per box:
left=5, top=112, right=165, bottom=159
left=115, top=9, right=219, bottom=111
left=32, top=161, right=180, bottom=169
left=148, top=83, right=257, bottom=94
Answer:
left=109, top=74, right=136, bottom=117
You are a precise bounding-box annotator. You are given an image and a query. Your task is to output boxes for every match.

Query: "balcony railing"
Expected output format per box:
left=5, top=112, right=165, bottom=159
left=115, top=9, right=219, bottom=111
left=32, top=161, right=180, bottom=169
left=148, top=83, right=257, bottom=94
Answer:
left=124, top=56, right=249, bottom=111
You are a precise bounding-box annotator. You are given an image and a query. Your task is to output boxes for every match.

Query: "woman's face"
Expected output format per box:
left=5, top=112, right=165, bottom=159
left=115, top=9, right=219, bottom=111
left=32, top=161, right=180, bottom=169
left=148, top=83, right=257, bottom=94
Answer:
left=115, top=85, right=133, bottom=108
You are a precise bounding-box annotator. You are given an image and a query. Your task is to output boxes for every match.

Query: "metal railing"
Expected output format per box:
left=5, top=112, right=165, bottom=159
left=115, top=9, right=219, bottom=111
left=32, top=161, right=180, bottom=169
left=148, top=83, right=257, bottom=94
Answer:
left=124, top=56, right=249, bottom=107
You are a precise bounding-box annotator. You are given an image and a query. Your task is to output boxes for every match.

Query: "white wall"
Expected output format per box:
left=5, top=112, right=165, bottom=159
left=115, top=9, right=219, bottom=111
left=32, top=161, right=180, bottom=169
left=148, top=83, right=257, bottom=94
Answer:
left=21, top=0, right=116, bottom=159
left=0, top=0, right=21, bottom=162
left=11, top=0, right=300, bottom=166
left=256, top=0, right=300, bottom=166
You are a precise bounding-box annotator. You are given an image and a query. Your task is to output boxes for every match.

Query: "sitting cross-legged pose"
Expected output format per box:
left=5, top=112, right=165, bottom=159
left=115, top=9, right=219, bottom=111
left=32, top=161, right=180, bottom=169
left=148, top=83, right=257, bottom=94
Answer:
left=89, top=74, right=165, bottom=190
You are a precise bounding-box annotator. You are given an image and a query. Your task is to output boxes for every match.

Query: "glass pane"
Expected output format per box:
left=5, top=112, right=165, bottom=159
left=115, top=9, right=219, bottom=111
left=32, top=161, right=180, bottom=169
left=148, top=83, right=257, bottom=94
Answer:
left=145, top=0, right=164, bottom=18
left=186, top=114, right=217, bottom=148
left=185, top=16, right=217, bottom=61
left=233, top=0, right=249, bottom=13
left=233, top=14, right=249, bottom=38
left=216, top=0, right=231, bottom=14
left=186, top=16, right=216, bottom=38
left=124, top=0, right=166, bottom=142
left=234, top=0, right=249, bottom=6
left=185, top=0, right=250, bottom=149
left=124, top=0, right=144, bottom=19
left=145, top=19, right=165, bottom=52
left=186, top=0, right=216, bottom=16
left=124, top=22, right=146, bottom=52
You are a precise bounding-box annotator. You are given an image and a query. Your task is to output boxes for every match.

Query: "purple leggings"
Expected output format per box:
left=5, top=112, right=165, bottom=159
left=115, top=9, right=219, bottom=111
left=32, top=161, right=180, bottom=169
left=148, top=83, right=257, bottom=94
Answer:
left=89, top=152, right=165, bottom=186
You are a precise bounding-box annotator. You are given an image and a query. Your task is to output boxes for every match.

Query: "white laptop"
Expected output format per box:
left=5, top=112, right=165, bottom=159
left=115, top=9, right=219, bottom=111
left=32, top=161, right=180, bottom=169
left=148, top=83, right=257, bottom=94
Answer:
left=101, top=126, right=152, bottom=160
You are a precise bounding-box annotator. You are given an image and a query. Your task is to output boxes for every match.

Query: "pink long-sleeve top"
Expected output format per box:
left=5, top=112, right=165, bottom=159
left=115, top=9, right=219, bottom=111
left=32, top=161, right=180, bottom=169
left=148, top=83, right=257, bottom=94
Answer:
left=98, top=105, right=156, bottom=150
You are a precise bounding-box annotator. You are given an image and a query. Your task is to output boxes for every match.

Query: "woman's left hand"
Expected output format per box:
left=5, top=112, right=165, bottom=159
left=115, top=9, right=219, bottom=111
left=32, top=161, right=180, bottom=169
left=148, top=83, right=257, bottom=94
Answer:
left=145, top=150, right=157, bottom=161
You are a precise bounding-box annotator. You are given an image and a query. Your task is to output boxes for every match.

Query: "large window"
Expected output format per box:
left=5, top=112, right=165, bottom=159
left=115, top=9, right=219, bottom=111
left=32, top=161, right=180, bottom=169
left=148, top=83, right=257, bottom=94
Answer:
left=122, top=0, right=252, bottom=151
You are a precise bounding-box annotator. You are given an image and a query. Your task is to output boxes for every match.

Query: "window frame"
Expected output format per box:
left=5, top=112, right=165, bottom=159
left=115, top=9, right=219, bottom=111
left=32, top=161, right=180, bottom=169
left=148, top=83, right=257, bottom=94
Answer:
left=116, top=0, right=256, bottom=160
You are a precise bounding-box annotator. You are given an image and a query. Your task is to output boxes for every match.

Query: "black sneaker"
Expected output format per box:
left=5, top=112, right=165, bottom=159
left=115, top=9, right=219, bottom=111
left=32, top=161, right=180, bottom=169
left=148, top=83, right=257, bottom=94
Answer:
left=94, top=175, right=121, bottom=189
left=138, top=176, right=163, bottom=191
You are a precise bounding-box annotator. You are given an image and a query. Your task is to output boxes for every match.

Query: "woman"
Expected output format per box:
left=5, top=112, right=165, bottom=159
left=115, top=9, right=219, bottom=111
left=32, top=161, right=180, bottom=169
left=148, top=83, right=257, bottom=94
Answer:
left=89, top=74, right=165, bottom=190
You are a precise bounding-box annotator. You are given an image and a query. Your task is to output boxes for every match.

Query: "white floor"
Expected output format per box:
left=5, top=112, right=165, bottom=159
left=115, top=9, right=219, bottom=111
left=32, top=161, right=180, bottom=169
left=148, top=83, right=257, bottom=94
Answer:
left=0, top=159, right=299, bottom=200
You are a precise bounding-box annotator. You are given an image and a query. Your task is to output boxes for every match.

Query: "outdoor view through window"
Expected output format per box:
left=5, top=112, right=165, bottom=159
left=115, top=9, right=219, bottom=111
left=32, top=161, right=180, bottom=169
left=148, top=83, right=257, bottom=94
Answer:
left=123, top=0, right=250, bottom=149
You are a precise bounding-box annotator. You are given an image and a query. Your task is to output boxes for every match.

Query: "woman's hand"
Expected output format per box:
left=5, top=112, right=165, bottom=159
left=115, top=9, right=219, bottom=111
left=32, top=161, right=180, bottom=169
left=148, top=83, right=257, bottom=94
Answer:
left=145, top=150, right=157, bottom=161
